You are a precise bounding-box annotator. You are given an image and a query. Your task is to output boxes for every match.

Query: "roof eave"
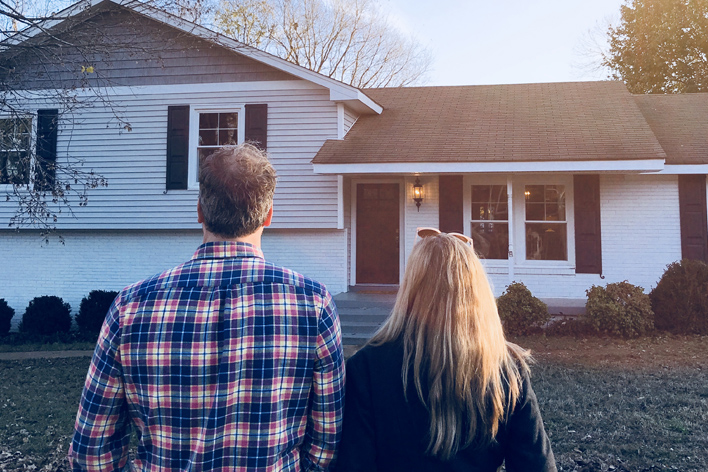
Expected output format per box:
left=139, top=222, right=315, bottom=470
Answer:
left=312, top=159, right=667, bottom=175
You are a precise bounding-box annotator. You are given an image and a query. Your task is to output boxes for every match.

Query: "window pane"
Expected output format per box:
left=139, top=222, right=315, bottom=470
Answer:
left=525, top=184, right=566, bottom=222
left=525, top=185, right=544, bottom=203
left=219, top=113, right=238, bottom=128
left=199, top=113, right=218, bottom=129
left=526, top=223, right=567, bottom=261
left=0, top=152, right=7, bottom=183
left=5, top=152, right=28, bottom=184
left=471, top=223, right=509, bottom=259
left=471, top=185, right=508, bottom=221
left=199, top=129, right=217, bottom=146
left=219, top=129, right=237, bottom=145
left=526, top=202, right=545, bottom=221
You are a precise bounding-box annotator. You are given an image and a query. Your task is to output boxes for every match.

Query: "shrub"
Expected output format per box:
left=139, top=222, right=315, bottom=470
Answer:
left=583, top=281, right=654, bottom=338
left=650, top=259, right=708, bottom=334
left=76, top=290, right=119, bottom=334
left=19, top=296, right=72, bottom=336
left=0, top=299, right=15, bottom=336
left=497, top=282, right=550, bottom=336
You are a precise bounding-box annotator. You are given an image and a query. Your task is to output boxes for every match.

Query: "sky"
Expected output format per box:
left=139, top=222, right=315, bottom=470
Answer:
left=382, top=0, right=627, bottom=87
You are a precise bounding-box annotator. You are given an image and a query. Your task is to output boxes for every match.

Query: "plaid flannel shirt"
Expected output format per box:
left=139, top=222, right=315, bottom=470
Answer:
left=69, top=242, right=344, bottom=472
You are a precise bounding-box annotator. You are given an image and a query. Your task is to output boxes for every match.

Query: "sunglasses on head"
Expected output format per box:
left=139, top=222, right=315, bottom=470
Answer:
left=416, top=227, right=474, bottom=247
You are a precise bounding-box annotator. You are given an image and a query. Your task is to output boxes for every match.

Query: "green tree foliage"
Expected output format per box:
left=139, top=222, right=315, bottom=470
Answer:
left=214, top=0, right=432, bottom=88
left=603, top=0, right=708, bottom=93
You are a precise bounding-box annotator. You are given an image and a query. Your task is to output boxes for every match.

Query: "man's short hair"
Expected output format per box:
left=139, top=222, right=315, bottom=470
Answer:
left=199, top=144, right=277, bottom=238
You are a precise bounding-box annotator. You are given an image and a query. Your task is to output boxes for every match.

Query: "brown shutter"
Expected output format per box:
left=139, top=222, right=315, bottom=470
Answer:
left=166, top=105, right=190, bottom=190
left=438, top=175, right=464, bottom=234
left=35, top=109, right=59, bottom=191
left=574, top=174, right=602, bottom=274
left=678, top=174, right=708, bottom=262
left=245, top=104, right=267, bottom=151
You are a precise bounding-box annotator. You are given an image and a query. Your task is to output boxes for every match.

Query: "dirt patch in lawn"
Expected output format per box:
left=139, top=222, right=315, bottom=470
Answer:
left=510, top=334, right=708, bottom=370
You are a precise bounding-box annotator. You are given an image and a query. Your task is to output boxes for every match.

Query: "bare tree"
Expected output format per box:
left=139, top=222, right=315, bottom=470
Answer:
left=0, top=0, right=208, bottom=237
left=215, top=0, right=432, bottom=88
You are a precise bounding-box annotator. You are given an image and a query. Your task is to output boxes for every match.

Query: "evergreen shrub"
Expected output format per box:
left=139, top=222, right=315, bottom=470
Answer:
left=497, top=282, right=550, bottom=335
left=76, top=290, right=119, bottom=334
left=650, top=259, right=708, bottom=334
left=584, top=281, right=653, bottom=338
left=19, top=296, right=72, bottom=336
left=0, top=299, right=14, bottom=335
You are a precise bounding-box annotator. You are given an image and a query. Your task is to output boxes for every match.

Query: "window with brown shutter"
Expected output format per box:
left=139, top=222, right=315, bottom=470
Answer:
left=678, top=174, right=708, bottom=263
left=166, top=105, right=190, bottom=190
left=573, top=174, right=602, bottom=274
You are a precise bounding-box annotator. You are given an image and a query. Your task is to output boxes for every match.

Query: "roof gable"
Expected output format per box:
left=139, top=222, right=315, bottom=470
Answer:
left=1, top=0, right=381, bottom=113
left=1, top=4, right=297, bottom=90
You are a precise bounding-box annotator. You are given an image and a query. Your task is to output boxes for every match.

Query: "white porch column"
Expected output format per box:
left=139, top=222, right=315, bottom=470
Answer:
left=507, top=176, right=515, bottom=282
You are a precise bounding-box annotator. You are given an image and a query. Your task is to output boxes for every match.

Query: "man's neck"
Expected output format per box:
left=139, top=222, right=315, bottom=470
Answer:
left=202, top=227, right=264, bottom=248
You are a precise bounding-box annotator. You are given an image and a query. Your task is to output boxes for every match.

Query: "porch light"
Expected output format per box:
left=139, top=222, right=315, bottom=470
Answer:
left=413, top=177, right=424, bottom=211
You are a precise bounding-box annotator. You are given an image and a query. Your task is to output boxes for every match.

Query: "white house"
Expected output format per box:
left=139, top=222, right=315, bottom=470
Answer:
left=1, top=0, right=706, bottom=324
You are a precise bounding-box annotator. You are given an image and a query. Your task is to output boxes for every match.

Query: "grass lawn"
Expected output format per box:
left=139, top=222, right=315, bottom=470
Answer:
left=0, top=335, right=706, bottom=471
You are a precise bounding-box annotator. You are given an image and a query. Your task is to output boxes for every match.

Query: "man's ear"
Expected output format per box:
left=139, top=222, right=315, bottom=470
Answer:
left=263, top=206, right=273, bottom=227
left=197, top=200, right=204, bottom=224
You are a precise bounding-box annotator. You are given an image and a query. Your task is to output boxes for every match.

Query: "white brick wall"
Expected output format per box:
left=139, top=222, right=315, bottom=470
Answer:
left=398, top=174, right=684, bottom=299
left=403, top=175, right=439, bottom=264
left=598, top=173, right=681, bottom=291
left=261, top=229, right=348, bottom=295
left=1, top=228, right=347, bottom=330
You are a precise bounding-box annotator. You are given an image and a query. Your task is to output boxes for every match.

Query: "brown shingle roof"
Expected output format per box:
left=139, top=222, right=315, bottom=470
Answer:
left=313, top=81, right=667, bottom=165
left=634, top=93, right=708, bottom=165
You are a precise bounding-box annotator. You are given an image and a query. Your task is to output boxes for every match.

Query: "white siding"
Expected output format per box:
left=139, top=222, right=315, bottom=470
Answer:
left=343, top=106, right=358, bottom=135
left=1, top=228, right=348, bottom=330
left=0, top=81, right=340, bottom=230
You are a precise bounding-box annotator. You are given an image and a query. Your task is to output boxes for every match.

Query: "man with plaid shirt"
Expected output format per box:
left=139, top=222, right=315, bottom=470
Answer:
left=69, top=144, right=344, bottom=471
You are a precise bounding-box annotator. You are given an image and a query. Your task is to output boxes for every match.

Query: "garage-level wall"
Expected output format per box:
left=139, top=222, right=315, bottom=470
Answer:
left=1, top=228, right=348, bottom=330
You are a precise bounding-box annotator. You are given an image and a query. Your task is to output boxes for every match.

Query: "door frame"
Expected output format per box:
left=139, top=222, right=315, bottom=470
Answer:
left=350, top=178, right=406, bottom=287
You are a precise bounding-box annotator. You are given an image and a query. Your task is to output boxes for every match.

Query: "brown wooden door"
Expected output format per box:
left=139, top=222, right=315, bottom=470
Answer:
left=679, top=175, right=708, bottom=263
left=356, top=183, right=400, bottom=284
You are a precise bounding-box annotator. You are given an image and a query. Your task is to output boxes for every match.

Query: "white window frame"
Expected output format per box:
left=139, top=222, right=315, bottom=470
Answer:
left=188, top=106, right=245, bottom=190
left=464, top=174, right=575, bottom=274
left=463, top=174, right=510, bottom=270
left=0, top=113, right=36, bottom=191
left=513, top=175, right=575, bottom=271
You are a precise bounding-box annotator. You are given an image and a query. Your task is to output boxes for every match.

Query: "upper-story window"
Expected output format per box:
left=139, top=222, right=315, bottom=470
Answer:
left=470, top=184, right=509, bottom=259
left=0, top=117, right=31, bottom=185
left=197, top=112, right=239, bottom=178
left=524, top=184, right=567, bottom=260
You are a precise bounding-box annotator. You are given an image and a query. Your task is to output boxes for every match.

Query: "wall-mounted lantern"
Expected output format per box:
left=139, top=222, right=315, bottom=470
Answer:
left=413, top=177, right=424, bottom=211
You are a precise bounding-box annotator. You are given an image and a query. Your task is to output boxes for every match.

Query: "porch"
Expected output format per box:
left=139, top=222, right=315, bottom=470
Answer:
left=334, top=291, right=586, bottom=345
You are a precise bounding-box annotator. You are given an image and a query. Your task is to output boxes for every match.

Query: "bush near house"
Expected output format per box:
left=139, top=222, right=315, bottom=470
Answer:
left=650, top=259, right=708, bottom=334
left=496, top=282, right=550, bottom=335
left=19, top=296, right=72, bottom=336
left=76, top=290, right=119, bottom=335
left=0, top=299, right=14, bottom=336
left=584, top=281, right=654, bottom=338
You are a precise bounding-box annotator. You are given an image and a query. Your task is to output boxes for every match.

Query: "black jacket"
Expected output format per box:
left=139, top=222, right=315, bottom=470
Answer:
left=335, top=341, right=557, bottom=472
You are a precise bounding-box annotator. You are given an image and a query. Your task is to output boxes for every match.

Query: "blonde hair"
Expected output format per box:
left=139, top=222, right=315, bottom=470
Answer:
left=369, top=234, right=530, bottom=460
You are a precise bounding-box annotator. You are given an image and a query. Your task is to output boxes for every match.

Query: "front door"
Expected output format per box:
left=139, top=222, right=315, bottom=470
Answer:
left=356, top=183, right=400, bottom=284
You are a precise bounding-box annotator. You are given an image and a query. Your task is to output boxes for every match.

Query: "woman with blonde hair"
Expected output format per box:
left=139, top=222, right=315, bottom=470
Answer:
left=336, top=229, right=556, bottom=472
